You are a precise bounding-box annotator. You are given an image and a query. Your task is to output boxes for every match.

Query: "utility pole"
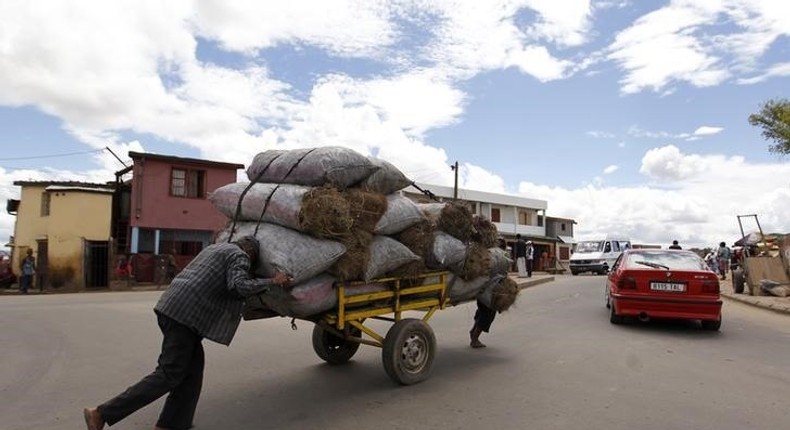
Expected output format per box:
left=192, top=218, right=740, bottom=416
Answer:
left=105, top=146, right=128, bottom=168
left=450, top=161, right=458, bottom=200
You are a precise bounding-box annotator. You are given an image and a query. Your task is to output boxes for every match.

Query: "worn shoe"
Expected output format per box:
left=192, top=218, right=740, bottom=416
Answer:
left=83, top=407, right=105, bottom=430
left=470, top=339, right=487, bottom=348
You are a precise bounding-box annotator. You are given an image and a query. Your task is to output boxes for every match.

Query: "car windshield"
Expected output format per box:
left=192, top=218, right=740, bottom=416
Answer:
left=576, top=241, right=603, bottom=253
left=626, top=251, right=707, bottom=270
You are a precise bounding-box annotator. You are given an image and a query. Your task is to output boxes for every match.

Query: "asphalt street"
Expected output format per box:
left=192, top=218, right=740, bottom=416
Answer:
left=1, top=275, right=789, bottom=430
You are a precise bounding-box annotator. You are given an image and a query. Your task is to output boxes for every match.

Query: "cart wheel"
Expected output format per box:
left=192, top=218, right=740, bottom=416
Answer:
left=382, top=318, right=436, bottom=385
left=312, top=325, right=361, bottom=365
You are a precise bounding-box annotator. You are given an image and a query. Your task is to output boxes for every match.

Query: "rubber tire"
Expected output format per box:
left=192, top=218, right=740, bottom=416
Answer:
left=609, top=301, right=624, bottom=324
left=382, top=318, right=436, bottom=385
left=733, top=269, right=745, bottom=294
left=312, top=324, right=361, bottom=365
left=571, top=271, right=579, bottom=276
left=701, top=317, right=721, bottom=331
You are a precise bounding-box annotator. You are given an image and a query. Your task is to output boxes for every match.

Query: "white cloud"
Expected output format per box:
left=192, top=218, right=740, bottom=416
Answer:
left=193, top=0, right=397, bottom=57
left=506, top=45, right=572, bottom=82
left=737, top=62, right=790, bottom=85
left=523, top=0, right=593, bottom=47
left=415, top=1, right=589, bottom=81
left=628, top=125, right=722, bottom=140
left=693, top=126, right=723, bottom=136
left=320, top=72, right=466, bottom=136
left=639, top=144, right=707, bottom=180
left=603, top=165, right=619, bottom=174
left=607, top=0, right=790, bottom=93
left=587, top=131, right=616, bottom=138
left=520, top=147, right=790, bottom=247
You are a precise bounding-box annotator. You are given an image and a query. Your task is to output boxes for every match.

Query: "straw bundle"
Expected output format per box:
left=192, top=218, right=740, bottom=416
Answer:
left=299, top=186, right=354, bottom=239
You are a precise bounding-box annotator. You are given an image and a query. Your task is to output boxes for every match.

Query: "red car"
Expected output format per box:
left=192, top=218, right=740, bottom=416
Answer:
left=605, top=249, right=722, bottom=331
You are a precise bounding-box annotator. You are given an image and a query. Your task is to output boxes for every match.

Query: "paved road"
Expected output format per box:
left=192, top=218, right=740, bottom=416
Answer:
left=1, top=275, right=789, bottom=430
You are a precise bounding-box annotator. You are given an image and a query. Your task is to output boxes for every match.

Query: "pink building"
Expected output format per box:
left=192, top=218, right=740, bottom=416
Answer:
left=114, top=152, right=243, bottom=282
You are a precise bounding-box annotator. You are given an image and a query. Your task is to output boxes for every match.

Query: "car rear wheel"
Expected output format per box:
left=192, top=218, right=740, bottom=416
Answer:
left=701, top=317, right=721, bottom=331
left=609, top=301, right=623, bottom=324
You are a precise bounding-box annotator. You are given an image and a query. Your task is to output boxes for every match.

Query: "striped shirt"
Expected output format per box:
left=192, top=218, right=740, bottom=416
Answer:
left=154, top=243, right=274, bottom=346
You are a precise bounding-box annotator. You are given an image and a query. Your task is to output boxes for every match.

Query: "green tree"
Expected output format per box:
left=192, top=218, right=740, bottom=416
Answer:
left=748, top=98, right=790, bottom=155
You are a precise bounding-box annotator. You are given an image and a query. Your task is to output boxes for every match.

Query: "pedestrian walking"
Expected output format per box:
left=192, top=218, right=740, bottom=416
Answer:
left=512, top=234, right=527, bottom=278
left=716, top=241, right=732, bottom=280
left=704, top=251, right=718, bottom=275
left=526, top=241, right=535, bottom=277
left=18, top=249, right=35, bottom=294
left=83, top=236, right=290, bottom=430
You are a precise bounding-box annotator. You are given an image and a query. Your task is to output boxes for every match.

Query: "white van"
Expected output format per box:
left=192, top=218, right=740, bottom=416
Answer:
left=569, top=236, right=631, bottom=275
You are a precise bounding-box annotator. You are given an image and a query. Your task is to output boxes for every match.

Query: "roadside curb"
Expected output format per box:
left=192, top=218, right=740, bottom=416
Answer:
left=719, top=278, right=790, bottom=316
left=511, top=275, right=554, bottom=290
left=721, top=290, right=790, bottom=316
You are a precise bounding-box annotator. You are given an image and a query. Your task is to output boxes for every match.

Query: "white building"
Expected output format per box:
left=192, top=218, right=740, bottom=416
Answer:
left=403, top=182, right=575, bottom=272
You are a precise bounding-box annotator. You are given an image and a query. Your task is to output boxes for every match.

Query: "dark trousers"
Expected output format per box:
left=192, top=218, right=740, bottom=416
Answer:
left=526, top=259, right=533, bottom=277
left=474, top=300, right=496, bottom=333
left=19, top=274, right=32, bottom=293
left=99, top=313, right=204, bottom=430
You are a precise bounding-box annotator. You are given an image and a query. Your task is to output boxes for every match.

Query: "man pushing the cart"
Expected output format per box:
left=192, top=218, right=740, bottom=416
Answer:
left=83, top=236, right=290, bottom=430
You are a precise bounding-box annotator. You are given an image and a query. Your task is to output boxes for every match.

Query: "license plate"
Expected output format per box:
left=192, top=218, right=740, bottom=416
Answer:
left=650, top=282, right=686, bottom=292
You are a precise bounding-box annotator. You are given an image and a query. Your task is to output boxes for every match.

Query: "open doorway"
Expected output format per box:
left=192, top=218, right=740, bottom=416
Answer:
left=85, top=240, right=109, bottom=288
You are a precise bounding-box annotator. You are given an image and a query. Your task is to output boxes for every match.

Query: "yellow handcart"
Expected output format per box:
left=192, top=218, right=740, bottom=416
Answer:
left=246, top=271, right=452, bottom=385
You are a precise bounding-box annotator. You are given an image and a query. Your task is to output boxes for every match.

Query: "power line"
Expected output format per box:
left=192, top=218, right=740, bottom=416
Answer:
left=0, top=148, right=105, bottom=161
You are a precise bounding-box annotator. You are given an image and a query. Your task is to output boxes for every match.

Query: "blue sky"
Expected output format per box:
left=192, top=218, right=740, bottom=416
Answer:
left=1, top=0, right=789, bottom=249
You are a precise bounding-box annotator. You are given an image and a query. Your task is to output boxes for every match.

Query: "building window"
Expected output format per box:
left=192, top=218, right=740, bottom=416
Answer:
left=171, top=168, right=206, bottom=198
left=491, top=208, right=500, bottom=222
left=561, top=223, right=566, bottom=231
left=40, top=192, right=50, bottom=216
left=518, top=211, right=530, bottom=225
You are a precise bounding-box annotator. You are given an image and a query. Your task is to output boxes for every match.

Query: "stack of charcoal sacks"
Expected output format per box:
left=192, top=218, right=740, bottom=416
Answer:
left=208, top=146, right=519, bottom=319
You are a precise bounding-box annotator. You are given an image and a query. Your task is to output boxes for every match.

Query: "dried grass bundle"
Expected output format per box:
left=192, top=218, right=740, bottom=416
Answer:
left=299, top=186, right=354, bottom=239
left=472, top=216, right=498, bottom=248
left=395, top=219, right=435, bottom=258
left=491, top=277, right=520, bottom=312
left=327, top=230, right=373, bottom=282
left=344, top=189, right=387, bottom=233
left=388, top=219, right=436, bottom=284
left=438, top=201, right=475, bottom=242
left=387, top=260, right=427, bottom=282
left=456, top=243, right=491, bottom=281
